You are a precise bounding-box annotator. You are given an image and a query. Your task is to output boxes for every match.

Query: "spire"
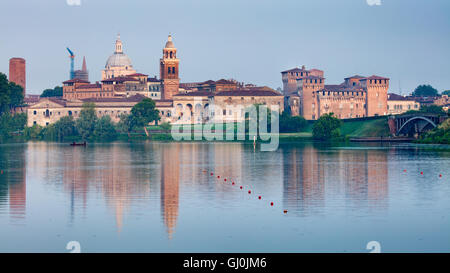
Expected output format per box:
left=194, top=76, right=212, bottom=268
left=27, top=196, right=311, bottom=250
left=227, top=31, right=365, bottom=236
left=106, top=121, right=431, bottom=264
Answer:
left=82, top=56, right=87, bottom=72
left=115, top=33, right=123, bottom=54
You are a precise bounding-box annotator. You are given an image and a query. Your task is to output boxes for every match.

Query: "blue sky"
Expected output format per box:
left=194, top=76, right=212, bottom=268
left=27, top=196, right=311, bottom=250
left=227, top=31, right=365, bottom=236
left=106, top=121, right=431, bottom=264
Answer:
left=1, top=0, right=449, bottom=95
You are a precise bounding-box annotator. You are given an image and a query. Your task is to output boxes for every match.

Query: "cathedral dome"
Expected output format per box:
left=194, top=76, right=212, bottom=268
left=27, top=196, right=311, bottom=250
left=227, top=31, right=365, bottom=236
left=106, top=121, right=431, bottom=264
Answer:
left=105, top=53, right=133, bottom=68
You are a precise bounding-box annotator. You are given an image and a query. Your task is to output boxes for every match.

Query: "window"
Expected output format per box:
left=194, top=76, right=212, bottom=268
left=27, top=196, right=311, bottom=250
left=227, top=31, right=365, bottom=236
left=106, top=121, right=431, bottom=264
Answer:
left=33, top=121, right=37, bottom=125
left=223, top=109, right=226, bottom=115
left=33, top=111, right=37, bottom=115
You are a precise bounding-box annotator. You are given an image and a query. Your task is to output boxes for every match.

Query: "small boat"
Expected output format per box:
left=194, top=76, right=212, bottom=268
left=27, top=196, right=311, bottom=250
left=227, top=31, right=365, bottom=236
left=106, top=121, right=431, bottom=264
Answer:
left=70, top=142, right=87, bottom=146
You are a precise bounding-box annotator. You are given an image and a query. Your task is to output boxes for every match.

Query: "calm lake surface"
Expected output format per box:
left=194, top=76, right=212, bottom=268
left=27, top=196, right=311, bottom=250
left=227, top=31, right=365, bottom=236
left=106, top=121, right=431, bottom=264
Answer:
left=0, top=141, right=449, bottom=253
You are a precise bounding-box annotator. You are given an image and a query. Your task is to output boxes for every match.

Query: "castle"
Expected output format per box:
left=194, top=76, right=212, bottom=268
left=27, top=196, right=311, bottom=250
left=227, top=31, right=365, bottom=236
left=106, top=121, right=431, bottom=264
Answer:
left=282, top=66, right=389, bottom=120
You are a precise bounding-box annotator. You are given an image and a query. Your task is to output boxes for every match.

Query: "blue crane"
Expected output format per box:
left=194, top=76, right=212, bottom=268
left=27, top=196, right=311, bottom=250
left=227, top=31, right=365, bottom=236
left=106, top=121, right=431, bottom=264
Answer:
left=66, top=47, right=75, bottom=80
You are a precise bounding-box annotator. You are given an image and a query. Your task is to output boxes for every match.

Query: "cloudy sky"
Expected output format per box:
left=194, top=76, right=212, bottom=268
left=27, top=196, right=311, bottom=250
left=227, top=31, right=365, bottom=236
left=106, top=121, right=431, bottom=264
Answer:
left=1, top=0, right=449, bottom=95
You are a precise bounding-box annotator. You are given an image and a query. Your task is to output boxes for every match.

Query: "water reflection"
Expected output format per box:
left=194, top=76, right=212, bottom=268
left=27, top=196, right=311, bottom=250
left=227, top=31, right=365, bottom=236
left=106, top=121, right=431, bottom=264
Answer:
left=1, top=141, right=448, bottom=251
left=0, top=144, right=27, bottom=221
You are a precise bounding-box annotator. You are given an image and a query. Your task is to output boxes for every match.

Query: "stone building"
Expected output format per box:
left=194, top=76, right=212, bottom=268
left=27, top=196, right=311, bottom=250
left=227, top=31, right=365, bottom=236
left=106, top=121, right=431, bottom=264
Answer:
left=283, top=66, right=389, bottom=120
left=9, top=57, right=26, bottom=96
left=387, top=93, right=420, bottom=115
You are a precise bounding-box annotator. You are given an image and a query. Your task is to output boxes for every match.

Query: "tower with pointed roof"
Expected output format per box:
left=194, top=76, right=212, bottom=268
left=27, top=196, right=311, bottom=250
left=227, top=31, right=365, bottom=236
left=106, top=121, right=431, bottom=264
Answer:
left=74, top=56, right=89, bottom=82
left=160, top=35, right=180, bottom=100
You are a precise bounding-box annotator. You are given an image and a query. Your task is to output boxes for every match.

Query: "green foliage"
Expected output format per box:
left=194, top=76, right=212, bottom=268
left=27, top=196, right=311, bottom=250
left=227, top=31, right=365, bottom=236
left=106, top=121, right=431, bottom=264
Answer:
left=412, top=85, right=438, bottom=97
left=117, top=113, right=134, bottom=134
left=159, top=122, right=171, bottom=132
left=40, top=86, right=63, bottom=98
left=312, top=113, right=342, bottom=140
left=24, top=124, right=43, bottom=139
left=403, top=104, right=445, bottom=115
left=94, top=116, right=117, bottom=140
left=442, top=90, right=450, bottom=96
left=279, top=111, right=307, bottom=133
left=40, top=116, right=77, bottom=141
left=130, top=98, right=160, bottom=128
left=0, top=72, right=24, bottom=114
left=419, top=118, right=450, bottom=144
left=75, top=102, right=97, bottom=140
left=0, top=113, right=27, bottom=138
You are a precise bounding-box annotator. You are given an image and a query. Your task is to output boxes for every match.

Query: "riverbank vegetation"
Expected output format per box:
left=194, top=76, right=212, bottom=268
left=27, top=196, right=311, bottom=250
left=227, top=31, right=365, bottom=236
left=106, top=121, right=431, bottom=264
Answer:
left=417, top=118, right=450, bottom=144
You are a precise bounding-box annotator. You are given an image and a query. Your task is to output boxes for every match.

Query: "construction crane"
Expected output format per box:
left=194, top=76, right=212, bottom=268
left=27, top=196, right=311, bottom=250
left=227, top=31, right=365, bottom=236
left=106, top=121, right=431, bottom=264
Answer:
left=66, top=47, right=75, bottom=80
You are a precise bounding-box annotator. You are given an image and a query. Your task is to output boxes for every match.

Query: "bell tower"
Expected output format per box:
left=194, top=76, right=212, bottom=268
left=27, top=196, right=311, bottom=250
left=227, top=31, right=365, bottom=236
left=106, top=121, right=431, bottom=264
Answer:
left=160, top=35, right=180, bottom=100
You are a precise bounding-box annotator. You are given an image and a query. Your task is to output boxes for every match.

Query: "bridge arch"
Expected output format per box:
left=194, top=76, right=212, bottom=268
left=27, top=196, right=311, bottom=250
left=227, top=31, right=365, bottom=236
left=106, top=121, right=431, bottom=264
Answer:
left=397, top=116, right=438, bottom=136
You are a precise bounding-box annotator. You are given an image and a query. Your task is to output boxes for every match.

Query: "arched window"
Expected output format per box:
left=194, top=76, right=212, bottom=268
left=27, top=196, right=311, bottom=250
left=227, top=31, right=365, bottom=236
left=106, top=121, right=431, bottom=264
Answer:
left=170, top=52, right=173, bottom=58
left=168, top=67, right=171, bottom=74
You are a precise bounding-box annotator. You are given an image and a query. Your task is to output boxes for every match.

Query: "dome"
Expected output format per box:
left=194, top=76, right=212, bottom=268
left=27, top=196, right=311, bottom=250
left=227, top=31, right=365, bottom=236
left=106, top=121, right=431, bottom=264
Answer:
left=105, top=53, right=133, bottom=68
left=165, top=35, right=175, bottom=48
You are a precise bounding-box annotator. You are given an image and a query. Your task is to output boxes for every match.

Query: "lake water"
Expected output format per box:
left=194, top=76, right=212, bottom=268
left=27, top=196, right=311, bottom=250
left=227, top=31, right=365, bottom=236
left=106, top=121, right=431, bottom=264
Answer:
left=0, top=141, right=449, bottom=253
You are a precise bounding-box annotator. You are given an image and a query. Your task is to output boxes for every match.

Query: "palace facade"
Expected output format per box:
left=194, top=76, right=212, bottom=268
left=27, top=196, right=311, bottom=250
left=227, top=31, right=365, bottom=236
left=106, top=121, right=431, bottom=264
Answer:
left=283, top=66, right=389, bottom=120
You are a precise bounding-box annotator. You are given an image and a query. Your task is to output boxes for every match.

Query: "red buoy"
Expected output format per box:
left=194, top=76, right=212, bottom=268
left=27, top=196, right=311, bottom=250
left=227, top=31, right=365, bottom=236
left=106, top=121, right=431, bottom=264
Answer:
left=439, top=174, right=442, bottom=177
left=224, top=178, right=227, bottom=181
left=258, top=196, right=261, bottom=200
left=217, top=176, right=220, bottom=178
left=420, top=172, right=423, bottom=175
left=248, top=190, right=251, bottom=194
left=0, top=170, right=3, bottom=174
left=240, top=186, right=243, bottom=189
left=283, top=210, right=288, bottom=214
left=270, top=202, right=274, bottom=206
left=210, top=173, right=213, bottom=176
left=232, top=182, right=235, bottom=185
left=403, top=170, right=407, bottom=172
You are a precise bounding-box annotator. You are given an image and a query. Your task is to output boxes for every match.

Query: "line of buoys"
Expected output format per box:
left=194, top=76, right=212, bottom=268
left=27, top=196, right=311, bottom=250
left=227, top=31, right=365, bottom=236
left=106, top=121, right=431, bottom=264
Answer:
left=205, top=171, right=289, bottom=215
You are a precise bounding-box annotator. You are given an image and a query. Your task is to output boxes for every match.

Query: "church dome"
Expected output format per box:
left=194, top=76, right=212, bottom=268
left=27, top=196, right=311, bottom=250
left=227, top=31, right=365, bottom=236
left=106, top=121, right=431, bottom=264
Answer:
left=165, top=35, right=175, bottom=48
left=105, top=53, right=133, bottom=68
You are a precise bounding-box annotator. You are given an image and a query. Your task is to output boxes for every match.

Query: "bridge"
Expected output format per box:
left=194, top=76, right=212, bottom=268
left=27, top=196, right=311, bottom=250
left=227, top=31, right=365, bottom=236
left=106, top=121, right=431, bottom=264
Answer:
left=388, top=113, right=448, bottom=137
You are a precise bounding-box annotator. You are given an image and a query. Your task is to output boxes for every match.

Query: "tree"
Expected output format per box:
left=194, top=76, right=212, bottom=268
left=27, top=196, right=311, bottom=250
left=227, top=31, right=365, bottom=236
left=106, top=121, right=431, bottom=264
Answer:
left=75, top=102, right=97, bottom=140
left=117, top=113, right=134, bottom=136
left=419, top=105, right=445, bottom=114
left=312, top=113, right=342, bottom=140
left=131, top=98, right=160, bottom=127
left=40, top=86, right=63, bottom=98
left=412, top=85, right=438, bottom=97
left=442, top=90, right=450, bottom=96
left=127, top=98, right=160, bottom=136
left=0, top=113, right=27, bottom=138
left=94, top=116, right=117, bottom=140
left=0, top=72, right=24, bottom=114
left=54, top=116, right=77, bottom=140
left=279, top=111, right=307, bottom=133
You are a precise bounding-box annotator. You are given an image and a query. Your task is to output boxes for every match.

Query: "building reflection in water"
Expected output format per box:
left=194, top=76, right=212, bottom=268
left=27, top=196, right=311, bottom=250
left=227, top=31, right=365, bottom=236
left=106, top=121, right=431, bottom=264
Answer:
left=0, top=144, right=27, bottom=221
left=160, top=143, right=180, bottom=239
left=282, top=144, right=388, bottom=215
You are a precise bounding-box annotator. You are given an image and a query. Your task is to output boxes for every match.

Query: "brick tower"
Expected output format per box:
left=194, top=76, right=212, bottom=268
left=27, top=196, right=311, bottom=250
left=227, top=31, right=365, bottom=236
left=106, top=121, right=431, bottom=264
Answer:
left=160, top=35, right=180, bottom=100
left=9, top=58, right=26, bottom=96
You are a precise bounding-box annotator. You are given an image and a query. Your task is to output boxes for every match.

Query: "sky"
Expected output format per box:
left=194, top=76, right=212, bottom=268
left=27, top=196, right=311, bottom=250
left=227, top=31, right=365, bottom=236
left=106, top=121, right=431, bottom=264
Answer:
left=1, top=0, right=449, bottom=95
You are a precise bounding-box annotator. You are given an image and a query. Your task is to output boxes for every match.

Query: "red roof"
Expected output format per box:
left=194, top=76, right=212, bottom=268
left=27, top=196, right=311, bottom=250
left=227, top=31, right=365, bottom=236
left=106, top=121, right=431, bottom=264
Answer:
left=101, top=76, right=140, bottom=83
left=63, top=78, right=90, bottom=84
left=128, top=73, right=148, bottom=77
left=215, top=89, right=283, bottom=97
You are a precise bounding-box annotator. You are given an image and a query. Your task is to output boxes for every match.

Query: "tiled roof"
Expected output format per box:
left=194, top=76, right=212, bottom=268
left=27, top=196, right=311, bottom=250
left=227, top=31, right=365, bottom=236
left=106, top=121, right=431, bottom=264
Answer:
left=388, top=93, right=416, bottom=101
left=344, top=75, right=365, bottom=80
left=80, top=94, right=146, bottom=103
left=128, top=73, right=148, bottom=77
left=174, top=91, right=213, bottom=97
left=63, top=78, right=90, bottom=84
left=77, top=83, right=101, bottom=89
left=215, top=89, right=283, bottom=97
left=101, top=76, right=140, bottom=82
left=281, top=67, right=308, bottom=73
left=361, top=75, right=390, bottom=80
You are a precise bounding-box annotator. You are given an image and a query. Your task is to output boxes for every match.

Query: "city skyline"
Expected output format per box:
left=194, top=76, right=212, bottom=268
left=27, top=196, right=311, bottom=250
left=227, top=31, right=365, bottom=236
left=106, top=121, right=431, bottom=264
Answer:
left=1, top=0, right=450, bottom=95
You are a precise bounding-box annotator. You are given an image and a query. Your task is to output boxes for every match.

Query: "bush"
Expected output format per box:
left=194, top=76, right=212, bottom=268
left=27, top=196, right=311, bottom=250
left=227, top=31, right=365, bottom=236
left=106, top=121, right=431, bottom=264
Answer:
left=94, top=116, right=117, bottom=140
left=312, top=113, right=342, bottom=140
left=279, top=111, right=307, bottom=133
